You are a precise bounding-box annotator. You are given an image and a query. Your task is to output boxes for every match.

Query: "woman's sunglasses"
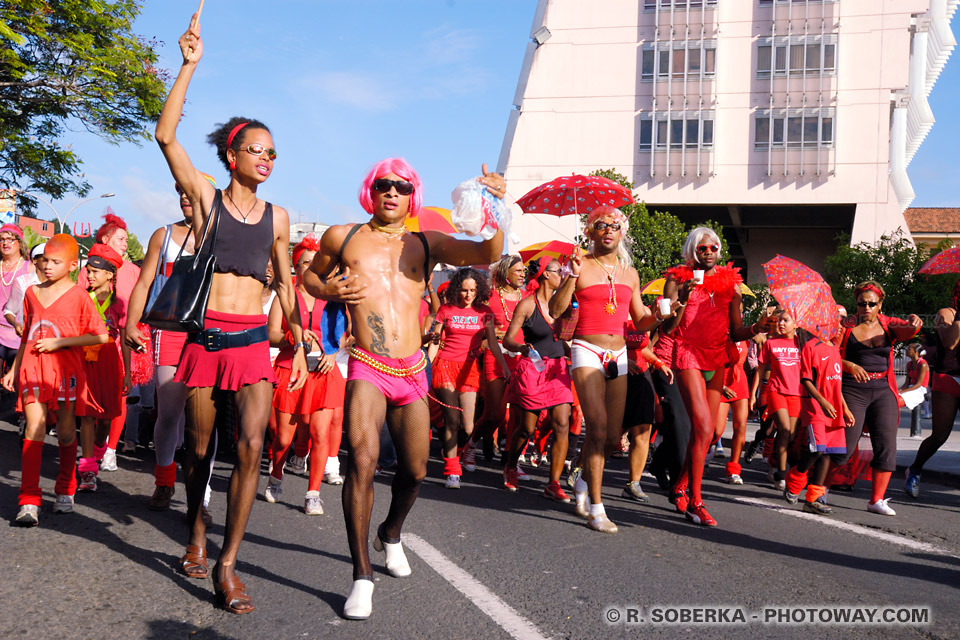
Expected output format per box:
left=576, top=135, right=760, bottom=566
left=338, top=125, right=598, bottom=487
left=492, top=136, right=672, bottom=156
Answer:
left=242, top=143, right=277, bottom=160
left=593, top=221, right=622, bottom=231
left=856, top=301, right=879, bottom=308
left=697, top=244, right=720, bottom=254
left=373, top=178, right=415, bottom=196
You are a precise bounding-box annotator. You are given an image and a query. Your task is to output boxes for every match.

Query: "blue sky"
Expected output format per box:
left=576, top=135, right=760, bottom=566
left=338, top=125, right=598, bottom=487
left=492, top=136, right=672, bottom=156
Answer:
left=31, top=1, right=960, bottom=244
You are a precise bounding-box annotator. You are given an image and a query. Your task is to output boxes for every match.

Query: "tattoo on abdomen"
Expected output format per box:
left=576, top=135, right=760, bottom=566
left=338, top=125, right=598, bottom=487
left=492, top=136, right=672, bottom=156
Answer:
left=368, top=312, right=388, bottom=356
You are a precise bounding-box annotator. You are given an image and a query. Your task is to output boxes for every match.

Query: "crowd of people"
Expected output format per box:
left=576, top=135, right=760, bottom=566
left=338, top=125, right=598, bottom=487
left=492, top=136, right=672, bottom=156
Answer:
left=6, top=10, right=958, bottom=622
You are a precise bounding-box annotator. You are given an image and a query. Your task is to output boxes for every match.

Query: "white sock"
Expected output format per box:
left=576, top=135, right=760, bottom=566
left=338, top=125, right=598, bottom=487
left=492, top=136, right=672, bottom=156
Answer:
left=589, top=502, right=605, bottom=517
left=574, top=476, right=588, bottom=495
left=203, top=483, right=212, bottom=508
left=326, top=456, right=340, bottom=474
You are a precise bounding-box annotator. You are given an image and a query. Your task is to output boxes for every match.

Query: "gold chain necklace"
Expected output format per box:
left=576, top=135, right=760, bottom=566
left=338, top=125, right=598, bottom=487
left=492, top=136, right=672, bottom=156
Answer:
left=497, top=287, right=519, bottom=324
left=369, top=219, right=405, bottom=237
left=591, top=255, right=618, bottom=315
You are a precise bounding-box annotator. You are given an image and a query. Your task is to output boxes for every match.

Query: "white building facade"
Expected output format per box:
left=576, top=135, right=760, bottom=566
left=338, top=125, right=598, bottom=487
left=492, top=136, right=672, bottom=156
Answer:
left=499, top=0, right=957, bottom=280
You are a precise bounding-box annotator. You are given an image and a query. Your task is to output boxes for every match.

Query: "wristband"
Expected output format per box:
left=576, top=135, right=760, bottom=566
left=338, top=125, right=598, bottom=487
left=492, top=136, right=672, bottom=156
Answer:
left=294, top=341, right=311, bottom=353
left=569, top=273, right=580, bottom=278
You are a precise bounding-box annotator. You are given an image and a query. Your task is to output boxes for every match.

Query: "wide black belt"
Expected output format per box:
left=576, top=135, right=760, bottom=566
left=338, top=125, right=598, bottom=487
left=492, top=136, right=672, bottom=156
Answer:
left=190, top=325, right=268, bottom=352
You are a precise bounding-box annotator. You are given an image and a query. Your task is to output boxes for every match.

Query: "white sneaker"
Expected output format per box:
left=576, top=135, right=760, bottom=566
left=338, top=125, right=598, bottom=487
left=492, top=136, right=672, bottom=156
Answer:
left=15, top=504, right=39, bottom=526
left=726, top=474, right=743, bottom=485
left=574, top=492, right=590, bottom=519
left=373, top=528, right=412, bottom=578
left=52, top=494, right=74, bottom=514
left=304, top=491, right=324, bottom=516
left=445, top=474, right=461, bottom=490
left=515, top=465, right=531, bottom=482
left=324, top=471, right=344, bottom=485
left=264, top=477, right=283, bottom=503
left=78, top=471, right=98, bottom=492
left=100, top=448, right=118, bottom=472
left=461, top=444, right=477, bottom=473
left=868, top=498, right=896, bottom=516
left=343, top=579, right=375, bottom=620
left=284, top=454, right=308, bottom=476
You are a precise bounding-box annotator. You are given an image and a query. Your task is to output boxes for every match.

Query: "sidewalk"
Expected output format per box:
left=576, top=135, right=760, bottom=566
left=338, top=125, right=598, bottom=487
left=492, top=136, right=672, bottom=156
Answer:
left=722, top=407, right=960, bottom=488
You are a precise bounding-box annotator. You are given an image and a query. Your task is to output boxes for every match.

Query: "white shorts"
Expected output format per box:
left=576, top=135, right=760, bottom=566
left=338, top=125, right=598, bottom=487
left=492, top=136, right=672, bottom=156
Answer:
left=570, top=339, right=628, bottom=379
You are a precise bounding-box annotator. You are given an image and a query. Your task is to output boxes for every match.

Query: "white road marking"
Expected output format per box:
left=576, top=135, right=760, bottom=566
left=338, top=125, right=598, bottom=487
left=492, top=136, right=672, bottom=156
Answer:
left=403, top=533, right=551, bottom=640
left=733, top=496, right=960, bottom=559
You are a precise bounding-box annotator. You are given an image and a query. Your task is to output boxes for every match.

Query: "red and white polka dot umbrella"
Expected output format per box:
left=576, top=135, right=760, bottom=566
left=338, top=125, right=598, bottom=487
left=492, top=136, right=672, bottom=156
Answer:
left=515, top=175, right=634, bottom=217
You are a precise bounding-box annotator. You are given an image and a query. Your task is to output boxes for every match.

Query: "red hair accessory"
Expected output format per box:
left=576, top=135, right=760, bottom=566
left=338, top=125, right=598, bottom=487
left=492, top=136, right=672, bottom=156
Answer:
left=291, top=234, right=321, bottom=270
left=94, top=212, right=127, bottom=245
left=87, top=242, right=123, bottom=271
left=855, top=283, right=885, bottom=301
left=226, top=122, right=249, bottom=148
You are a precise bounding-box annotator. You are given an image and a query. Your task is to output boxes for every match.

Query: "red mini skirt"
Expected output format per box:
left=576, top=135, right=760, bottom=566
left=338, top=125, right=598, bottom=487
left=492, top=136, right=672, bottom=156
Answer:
left=83, top=340, right=124, bottom=420
left=507, top=356, right=573, bottom=412
left=482, top=346, right=519, bottom=382
left=154, top=328, right=188, bottom=368
left=432, top=356, right=480, bottom=392
left=174, top=310, right=277, bottom=391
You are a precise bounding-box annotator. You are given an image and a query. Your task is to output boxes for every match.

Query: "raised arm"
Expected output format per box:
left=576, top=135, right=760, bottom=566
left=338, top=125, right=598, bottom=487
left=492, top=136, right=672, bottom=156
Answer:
left=427, top=164, right=506, bottom=267
left=154, top=14, right=216, bottom=224
left=549, top=248, right=581, bottom=318
left=887, top=313, right=923, bottom=343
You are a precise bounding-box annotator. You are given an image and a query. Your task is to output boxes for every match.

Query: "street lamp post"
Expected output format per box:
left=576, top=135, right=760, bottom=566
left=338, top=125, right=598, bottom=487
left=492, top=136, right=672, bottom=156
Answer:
left=29, top=192, right=115, bottom=236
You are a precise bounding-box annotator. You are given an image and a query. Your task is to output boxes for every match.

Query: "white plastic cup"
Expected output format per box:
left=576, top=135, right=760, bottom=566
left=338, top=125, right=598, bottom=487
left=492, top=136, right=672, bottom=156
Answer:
left=658, top=298, right=672, bottom=317
left=693, top=269, right=705, bottom=284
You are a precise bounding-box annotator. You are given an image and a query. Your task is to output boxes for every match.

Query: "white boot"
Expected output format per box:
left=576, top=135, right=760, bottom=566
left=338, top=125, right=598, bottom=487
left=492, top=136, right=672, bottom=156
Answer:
left=373, top=530, right=411, bottom=578
left=343, top=579, right=375, bottom=620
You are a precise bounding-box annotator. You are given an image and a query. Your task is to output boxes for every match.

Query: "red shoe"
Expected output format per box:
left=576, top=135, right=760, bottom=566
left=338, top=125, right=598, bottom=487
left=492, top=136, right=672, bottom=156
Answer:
left=669, top=488, right=689, bottom=513
left=543, top=481, right=571, bottom=503
left=685, top=502, right=718, bottom=527
left=503, top=468, right=519, bottom=492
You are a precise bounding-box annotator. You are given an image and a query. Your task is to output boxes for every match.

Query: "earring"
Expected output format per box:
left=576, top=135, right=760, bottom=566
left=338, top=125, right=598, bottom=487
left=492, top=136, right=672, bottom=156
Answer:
left=229, top=161, right=236, bottom=170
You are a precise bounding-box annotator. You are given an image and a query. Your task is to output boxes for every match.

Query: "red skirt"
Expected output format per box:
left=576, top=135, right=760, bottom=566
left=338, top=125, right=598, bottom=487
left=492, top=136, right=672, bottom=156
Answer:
left=273, top=365, right=326, bottom=415
left=321, top=365, right=345, bottom=409
left=174, top=310, right=277, bottom=391
left=482, top=346, right=519, bottom=382
left=432, top=356, right=480, bottom=392
left=83, top=340, right=124, bottom=420
left=721, top=365, right=749, bottom=403
left=507, top=356, right=573, bottom=411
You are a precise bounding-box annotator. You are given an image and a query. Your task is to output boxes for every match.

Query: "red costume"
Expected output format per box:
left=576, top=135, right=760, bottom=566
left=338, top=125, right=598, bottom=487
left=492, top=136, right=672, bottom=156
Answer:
left=666, top=264, right=742, bottom=371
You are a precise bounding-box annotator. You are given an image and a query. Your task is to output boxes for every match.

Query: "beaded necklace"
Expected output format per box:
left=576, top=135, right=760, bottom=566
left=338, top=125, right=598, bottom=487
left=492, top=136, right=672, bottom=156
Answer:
left=0, top=256, right=22, bottom=287
left=591, top=255, right=618, bottom=315
left=496, top=286, right=520, bottom=324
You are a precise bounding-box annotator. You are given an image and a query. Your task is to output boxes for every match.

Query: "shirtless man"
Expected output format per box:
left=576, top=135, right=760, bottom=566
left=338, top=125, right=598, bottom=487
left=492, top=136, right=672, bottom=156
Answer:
left=303, top=158, right=505, bottom=620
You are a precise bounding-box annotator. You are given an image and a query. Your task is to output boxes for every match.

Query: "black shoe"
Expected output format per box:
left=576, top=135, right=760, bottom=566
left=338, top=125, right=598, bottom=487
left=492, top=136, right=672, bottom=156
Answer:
left=651, top=463, right=670, bottom=490
left=744, top=439, right=761, bottom=464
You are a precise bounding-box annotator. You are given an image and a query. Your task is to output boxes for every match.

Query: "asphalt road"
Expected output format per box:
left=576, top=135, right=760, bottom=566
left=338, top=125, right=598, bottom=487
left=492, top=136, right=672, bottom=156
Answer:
left=1, top=419, right=958, bottom=640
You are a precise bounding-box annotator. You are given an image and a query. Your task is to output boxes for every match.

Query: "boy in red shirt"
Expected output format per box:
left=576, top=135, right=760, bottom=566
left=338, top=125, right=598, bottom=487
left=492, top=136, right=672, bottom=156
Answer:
left=4, top=235, right=109, bottom=526
left=783, top=314, right=854, bottom=514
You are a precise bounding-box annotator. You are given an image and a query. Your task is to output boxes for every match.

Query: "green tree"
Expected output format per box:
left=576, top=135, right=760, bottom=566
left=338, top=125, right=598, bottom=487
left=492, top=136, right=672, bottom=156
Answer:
left=823, top=231, right=955, bottom=317
left=126, top=231, right=143, bottom=262
left=0, top=0, right=168, bottom=211
left=21, top=224, right=43, bottom=251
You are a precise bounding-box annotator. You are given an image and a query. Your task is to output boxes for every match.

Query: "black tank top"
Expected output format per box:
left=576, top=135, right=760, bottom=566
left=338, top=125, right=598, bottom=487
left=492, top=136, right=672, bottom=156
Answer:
left=842, top=331, right=890, bottom=388
left=212, top=195, right=273, bottom=285
left=522, top=297, right=565, bottom=359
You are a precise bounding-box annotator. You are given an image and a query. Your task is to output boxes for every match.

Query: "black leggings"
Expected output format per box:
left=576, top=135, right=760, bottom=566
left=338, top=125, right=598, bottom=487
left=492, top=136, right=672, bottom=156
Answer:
left=834, top=381, right=899, bottom=471
left=651, top=368, right=690, bottom=482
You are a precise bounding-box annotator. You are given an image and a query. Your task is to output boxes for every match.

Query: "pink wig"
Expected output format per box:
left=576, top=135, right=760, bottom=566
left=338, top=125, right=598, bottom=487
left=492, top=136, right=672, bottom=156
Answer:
left=586, top=205, right=628, bottom=227
left=357, top=157, right=423, bottom=218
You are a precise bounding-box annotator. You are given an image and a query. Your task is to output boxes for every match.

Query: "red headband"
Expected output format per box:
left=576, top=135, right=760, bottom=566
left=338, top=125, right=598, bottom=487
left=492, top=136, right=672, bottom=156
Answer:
left=226, top=122, right=249, bottom=148
left=526, top=256, right=554, bottom=293
left=856, top=283, right=885, bottom=301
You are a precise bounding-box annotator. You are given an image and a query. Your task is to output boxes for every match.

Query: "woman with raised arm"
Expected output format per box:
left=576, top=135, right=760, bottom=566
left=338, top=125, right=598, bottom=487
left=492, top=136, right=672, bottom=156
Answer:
left=153, top=13, right=307, bottom=615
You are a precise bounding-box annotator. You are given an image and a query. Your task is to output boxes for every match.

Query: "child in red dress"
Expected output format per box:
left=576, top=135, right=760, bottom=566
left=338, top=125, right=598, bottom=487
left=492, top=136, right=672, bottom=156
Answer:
left=4, top=235, right=109, bottom=526
left=78, top=243, right=130, bottom=492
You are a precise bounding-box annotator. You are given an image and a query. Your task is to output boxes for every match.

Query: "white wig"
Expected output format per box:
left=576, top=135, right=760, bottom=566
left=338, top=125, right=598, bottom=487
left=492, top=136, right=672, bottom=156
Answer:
left=682, top=226, right=722, bottom=265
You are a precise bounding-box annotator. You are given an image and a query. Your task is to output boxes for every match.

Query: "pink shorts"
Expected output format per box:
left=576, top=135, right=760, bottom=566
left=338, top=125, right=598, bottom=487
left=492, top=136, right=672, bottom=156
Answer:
left=174, top=310, right=277, bottom=391
left=347, top=347, right=427, bottom=407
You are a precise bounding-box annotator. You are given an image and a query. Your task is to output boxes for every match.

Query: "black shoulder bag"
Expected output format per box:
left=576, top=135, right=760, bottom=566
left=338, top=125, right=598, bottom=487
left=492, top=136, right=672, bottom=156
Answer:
left=143, top=190, right=222, bottom=332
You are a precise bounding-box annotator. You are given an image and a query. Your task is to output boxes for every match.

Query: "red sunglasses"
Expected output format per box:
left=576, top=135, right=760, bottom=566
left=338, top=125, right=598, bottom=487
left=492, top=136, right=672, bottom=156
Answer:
left=696, top=244, right=720, bottom=254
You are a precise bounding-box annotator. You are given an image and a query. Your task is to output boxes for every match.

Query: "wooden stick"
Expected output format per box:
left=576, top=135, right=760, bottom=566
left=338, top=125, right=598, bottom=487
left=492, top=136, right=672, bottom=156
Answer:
left=193, top=0, right=205, bottom=26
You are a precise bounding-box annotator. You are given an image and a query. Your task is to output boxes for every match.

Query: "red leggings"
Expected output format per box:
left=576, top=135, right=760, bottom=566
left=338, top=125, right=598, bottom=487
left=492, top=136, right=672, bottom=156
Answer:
left=674, top=369, right=723, bottom=504
left=271, top=407, right=335, bottom=492
left=292, top=407, right=344, bottom=491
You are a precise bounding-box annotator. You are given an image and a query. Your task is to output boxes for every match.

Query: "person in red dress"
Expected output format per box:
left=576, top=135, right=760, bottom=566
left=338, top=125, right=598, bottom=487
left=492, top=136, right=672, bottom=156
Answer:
left=717, top=335, right=749, bottom=484
left=430, top=267, right=509, bottom=489
left=549, top=205, right=662, bottom=533
left=77, top=243, right=130, bottom=493
left=467, top=254, right=524, bottom=466
left=662, top=227, right=774, bottom=526
left=5, top=235, right=109, bottom=526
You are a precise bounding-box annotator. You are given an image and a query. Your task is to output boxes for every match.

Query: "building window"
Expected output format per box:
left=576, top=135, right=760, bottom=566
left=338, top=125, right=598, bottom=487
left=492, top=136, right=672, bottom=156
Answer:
left=644, top=0, right=717, bottom=9
left=755, top=109, right=834, bottom=148
left=642, top=42, right=717, bottom=81
left=640, top=113, right=715, bottom=151
left=757, top=37, right=836, bottom=77
left=42, top=223, right=47, bottom=231
left=759, top=0, right=836, bottom=5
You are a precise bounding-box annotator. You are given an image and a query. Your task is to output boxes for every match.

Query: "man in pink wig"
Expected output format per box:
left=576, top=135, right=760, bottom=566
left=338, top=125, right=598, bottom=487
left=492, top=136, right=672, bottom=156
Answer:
left=305, top=158, right=505, bottom=620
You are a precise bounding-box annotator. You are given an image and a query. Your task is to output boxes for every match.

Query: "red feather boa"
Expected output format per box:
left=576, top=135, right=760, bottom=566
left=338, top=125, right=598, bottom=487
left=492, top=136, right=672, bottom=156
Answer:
left=665, top=263, right=743, bottom=296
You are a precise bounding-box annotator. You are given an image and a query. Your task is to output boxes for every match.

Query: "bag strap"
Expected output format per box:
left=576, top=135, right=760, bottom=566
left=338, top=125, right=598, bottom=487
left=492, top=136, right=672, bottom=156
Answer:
left=338, top=223, right=363, bottom=261
left=154, top=224, right=173, bottom=281
left=413, top=231, right=430, bottom=285
left=191, top=190, right=223, bottom=266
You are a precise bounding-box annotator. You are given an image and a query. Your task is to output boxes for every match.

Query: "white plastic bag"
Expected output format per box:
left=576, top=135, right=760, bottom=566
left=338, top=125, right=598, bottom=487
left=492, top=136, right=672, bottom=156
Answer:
left=450, top=178, right=515, bottom=242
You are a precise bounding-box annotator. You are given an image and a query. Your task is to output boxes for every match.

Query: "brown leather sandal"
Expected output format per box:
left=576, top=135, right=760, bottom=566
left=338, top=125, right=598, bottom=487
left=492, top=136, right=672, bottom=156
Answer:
left=213, top=572, right=254, bottom=614
left=179, top=544, right=209, bottom=579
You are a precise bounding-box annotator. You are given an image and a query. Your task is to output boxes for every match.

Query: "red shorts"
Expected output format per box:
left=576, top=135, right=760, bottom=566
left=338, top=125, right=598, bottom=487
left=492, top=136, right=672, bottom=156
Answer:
left=806, top=422, right=847, bottom=455
left=174, top=310, right=277, bottom=391
left=482, top=346, right=519, bottom=382
left=768, top=390, right=801, bottom=418
left=931, top=372, right=960, bottom=397
left=721, top=367, right=749, bottom=404
left=507, top=356, right=573, bottom=412
left=432, top=356, right=481, bottom=392
left=154, top=328, right=188, bottom=367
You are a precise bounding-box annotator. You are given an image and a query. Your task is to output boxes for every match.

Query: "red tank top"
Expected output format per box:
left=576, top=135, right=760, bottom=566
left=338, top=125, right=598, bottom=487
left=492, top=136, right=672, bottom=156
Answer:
left=575, top=283, right=632, bottom=336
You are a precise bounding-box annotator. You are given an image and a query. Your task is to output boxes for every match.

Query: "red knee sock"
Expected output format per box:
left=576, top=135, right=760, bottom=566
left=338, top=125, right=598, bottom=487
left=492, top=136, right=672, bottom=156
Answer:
left=763, top=436, right=775, bottom=463
left=106, top=403, right=127, bottom=450
left=94, top=443, right=107, bottom=462
left=19, top=440, right=44, bottom=507
left=294, top=434, right=311, bottom=459
left=805, top=484, right=826, bottom=504
left=871, top=470, right=892, bottom=503
left=55, top=440, right=78, bottom=496
left=154, top=462, right=177, bottom=487
left=443, top=456, right=462, bottom=477
left=725, top=461, right=742, bottom=476
left=785, top=467, right=808, bottom=495
left=78, top=457, right=99, bottom=476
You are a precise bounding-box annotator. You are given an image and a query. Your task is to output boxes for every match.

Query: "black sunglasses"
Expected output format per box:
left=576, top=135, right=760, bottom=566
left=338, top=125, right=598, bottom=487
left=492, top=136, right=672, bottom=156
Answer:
left=373, top=178, right=415, bottom=196
left=857, top=301, right=879, bottom=308
left=593, top=221, right=622, bottom=232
